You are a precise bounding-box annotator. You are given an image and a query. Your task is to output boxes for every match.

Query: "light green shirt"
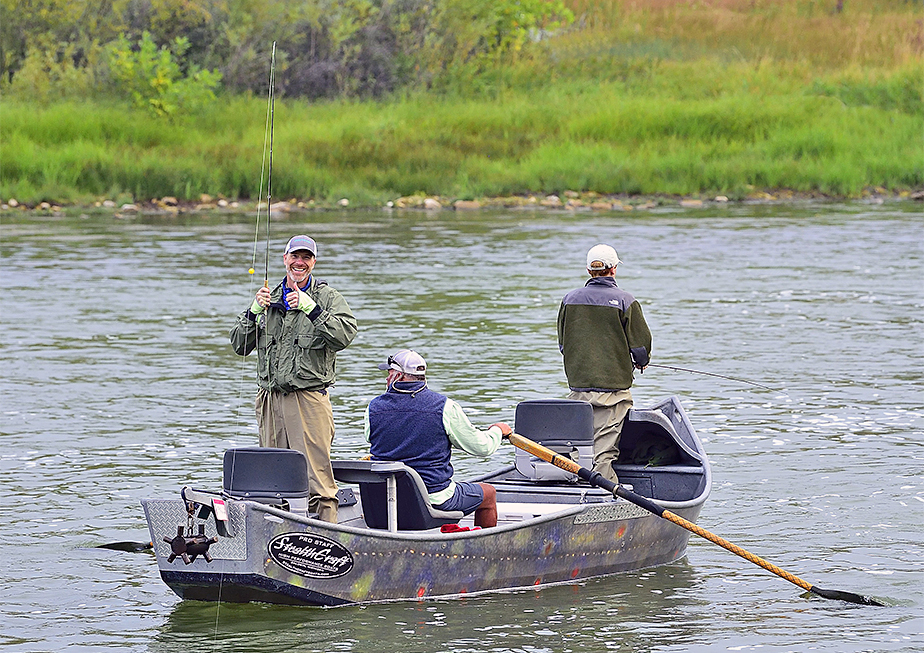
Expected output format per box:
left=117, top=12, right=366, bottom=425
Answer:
left=363, top=397, right=503, bottom=504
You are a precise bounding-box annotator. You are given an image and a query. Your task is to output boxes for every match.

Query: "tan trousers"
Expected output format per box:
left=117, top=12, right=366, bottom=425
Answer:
left=256, top=388, right=339, bottom=523
left=568, top=389, right=633, bottom=483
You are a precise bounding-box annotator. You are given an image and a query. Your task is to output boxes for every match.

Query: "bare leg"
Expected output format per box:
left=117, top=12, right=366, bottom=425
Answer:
left=474, top=483, right=497, bottom=528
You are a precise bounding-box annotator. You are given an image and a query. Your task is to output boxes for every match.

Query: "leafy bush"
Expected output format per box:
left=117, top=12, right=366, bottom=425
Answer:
left=4, top=36, right=102, bottom=102
left=417, top=0, right=574, bottom=93
left=107, top=32, right=222, bottom=116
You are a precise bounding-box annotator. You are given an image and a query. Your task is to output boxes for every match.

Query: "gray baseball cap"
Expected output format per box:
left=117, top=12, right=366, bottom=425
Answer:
left=284, top=235, right=317, bottom=256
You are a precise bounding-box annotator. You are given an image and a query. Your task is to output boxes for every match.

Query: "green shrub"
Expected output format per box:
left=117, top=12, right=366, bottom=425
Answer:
left=810, top=64, right=924, bottom=116
left=5, top=35, right=102, bottom=102
left=107, top=32, right=222, bottom=117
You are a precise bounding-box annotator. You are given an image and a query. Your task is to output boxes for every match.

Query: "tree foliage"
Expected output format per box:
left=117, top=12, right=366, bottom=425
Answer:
left=0, top=0, right=575, bottom=105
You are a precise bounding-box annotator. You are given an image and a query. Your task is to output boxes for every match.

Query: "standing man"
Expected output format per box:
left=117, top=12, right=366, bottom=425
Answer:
left=230, top=235, right=357, bottom=523
left=557, top=244, right=651, bottom=484
left=363, top=349, right=511, bottom=528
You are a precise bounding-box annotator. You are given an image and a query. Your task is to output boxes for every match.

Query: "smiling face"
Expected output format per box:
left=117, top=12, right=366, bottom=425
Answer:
left=283, top=249, right=316, bottom=287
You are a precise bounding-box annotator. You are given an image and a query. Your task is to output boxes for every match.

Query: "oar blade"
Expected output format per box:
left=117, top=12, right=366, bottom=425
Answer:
left=96, top=541, right=154, bottom=553
left=810, top=586, right=887, bottom=607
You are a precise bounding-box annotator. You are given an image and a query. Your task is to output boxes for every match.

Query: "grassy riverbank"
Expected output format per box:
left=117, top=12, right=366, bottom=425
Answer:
left=2, top=0, right=921, bottom=209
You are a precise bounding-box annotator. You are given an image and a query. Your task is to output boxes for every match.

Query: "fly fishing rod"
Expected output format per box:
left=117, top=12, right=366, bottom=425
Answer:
left=96, top=46, right=282, bottom=557
left=97, top=47, right=282, bottom=558
left=264, top=41, right=276, bottom=289
left=647, top=363, right=775, bottom=391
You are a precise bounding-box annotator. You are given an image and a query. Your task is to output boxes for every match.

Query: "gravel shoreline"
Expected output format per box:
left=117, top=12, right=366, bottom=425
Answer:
left=4, top=189, right=922, bottom=217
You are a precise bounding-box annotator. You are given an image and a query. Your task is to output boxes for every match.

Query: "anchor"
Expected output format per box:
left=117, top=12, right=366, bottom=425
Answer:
left=164, top=524, right=218, bottom=564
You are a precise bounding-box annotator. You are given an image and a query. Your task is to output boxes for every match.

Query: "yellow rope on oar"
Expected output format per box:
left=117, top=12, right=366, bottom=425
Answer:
left=658, top=509, right=813, bottom=592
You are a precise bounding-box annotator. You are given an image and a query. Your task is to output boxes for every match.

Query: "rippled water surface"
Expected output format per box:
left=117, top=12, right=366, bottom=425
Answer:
left=1, top=203, right=921, bottom=652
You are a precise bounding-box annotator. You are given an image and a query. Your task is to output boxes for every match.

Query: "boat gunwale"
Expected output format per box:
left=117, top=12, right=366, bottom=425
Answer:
left=212, top=464, right=710, bottom=541
left=248, top=499, right=588, bottom=540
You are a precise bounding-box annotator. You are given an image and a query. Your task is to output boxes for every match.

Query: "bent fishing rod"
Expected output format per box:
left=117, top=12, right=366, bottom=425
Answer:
left=647, top=363, right=775, bottom=391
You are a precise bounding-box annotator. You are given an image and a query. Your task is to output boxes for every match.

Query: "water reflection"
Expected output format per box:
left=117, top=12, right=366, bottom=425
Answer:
left=151, top=561, right=707, bottom=653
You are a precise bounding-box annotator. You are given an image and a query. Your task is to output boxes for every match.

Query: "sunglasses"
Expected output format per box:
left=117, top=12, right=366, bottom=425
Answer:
left=387, top=356, right=425, bottom=373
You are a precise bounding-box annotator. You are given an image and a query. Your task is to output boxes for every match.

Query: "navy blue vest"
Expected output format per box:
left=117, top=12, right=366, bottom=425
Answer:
left=368, top=381, right=454, bottom=493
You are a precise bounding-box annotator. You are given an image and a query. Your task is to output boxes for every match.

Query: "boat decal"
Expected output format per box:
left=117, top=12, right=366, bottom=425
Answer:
left=267, top=533, right=354, bottom=579
left=573, top=503, right=649, bottom=524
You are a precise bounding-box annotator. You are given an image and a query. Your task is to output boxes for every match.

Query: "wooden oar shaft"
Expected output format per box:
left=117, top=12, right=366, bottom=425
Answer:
left=656, top=508, right=813, bottom=592
left=508, top=432, right=881, bottom=604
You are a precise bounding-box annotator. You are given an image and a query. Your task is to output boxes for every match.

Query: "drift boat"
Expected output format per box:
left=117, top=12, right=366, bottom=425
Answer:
left=142, top=396, right=711, bottom=606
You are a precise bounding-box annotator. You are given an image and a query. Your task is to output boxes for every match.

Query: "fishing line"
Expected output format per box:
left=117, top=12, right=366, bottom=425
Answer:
left=258, top=42, right=288, bottom=462
left=222, top=41, right=278, bottom=640
left=236, top=42, right=277, bottom=423
left=263, top=41, right=284, bottom=447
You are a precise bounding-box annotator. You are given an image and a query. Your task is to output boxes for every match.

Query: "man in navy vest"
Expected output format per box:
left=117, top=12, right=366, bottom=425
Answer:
left=363, top=349, right=511, bottom=528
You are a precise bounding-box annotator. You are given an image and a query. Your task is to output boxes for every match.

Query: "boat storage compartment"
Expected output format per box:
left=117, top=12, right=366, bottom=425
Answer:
left=223, top=447, right=310, bottom=515
left=614, top=401, right=708, bottom=500
left=514, top=399, right=594, bottom=482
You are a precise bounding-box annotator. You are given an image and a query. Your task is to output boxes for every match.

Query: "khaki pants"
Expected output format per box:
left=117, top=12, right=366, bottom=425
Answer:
left=568, top=389, right=633, bottom=484
left=256, top=388, right=339, bottom=523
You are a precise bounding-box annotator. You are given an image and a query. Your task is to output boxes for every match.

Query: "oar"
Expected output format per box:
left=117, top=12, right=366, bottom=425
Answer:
left=508, top=432, right=885, bottom=606
left=95, top=540, right=153, bottom=552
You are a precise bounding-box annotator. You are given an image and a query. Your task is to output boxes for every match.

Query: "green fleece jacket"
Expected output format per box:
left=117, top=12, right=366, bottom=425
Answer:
left=557, top=276, right=651, bottom=392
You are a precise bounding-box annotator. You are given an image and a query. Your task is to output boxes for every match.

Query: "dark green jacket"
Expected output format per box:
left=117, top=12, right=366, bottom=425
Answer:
left=229, top=276, right=357, bottom=393
left=557, top=276, right=651, bottom=392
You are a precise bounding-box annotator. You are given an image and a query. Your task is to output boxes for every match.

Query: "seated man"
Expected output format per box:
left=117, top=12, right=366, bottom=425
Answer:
left=363, top=349, right=511, bottom=528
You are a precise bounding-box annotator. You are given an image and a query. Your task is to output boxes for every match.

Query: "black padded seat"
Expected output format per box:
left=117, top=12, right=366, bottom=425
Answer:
left=332, top=460, right=463, bottom=531
left=514, top=398, right=594, bottom=480
left=514, top=398, right=594, bottom=444
left=223, top=447, right=310, bottom=503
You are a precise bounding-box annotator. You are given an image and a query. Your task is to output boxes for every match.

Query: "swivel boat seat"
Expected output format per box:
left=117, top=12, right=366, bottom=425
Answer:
left=222, top=447, right=311, bottom=516
left=331, top=459, right=463, bottom=531
left=513, top=398, right=594, bottom=482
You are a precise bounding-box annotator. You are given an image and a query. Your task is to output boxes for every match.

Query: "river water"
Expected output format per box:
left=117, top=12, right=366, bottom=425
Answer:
left=1, top=202, right=921, bottom=652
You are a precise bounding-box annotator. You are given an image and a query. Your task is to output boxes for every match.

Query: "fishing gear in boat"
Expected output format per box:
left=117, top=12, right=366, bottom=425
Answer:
left=646, top=363, right=776, bottom=391
left=507, top=431, right=885, bottom=607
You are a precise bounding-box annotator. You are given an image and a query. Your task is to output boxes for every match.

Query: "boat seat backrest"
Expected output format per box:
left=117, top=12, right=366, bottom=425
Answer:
left=514, top=399, right=594, bottom=481
left=223, top=447, right=311, bottom=499
left=331, top=460, right=463, bottom=531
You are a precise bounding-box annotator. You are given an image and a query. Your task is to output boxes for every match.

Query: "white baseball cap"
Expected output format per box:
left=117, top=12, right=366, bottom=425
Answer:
left=377, top=349, right=427, bottom=376
left=586, top=244, right=621, bottom=270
